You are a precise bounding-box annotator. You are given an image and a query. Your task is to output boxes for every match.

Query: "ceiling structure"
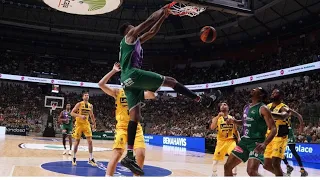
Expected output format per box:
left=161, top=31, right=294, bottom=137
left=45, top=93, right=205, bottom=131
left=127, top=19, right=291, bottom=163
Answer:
left=0, top=0, right=319, bottom=56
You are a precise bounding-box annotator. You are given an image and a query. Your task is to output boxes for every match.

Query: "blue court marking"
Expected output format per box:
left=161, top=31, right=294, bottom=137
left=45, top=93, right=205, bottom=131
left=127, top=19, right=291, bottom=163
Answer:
left=41, top=161, right=172, bottom=177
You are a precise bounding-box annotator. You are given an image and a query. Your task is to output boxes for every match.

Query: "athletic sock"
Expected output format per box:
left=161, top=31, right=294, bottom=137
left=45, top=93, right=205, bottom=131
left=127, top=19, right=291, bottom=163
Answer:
left=63, top=134, right=67, bottom=149
left=89, top=153, right=93, bottom=160
left=173, top=82, right=199, bottom=101
left=127, top=121, right=138, bottom=158
left=73, top=152, right=76, bottom=159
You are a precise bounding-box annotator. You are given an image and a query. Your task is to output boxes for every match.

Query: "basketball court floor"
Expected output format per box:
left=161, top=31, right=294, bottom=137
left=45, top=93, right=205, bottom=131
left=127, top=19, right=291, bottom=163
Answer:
left=0, top=135, right=319, bottom=177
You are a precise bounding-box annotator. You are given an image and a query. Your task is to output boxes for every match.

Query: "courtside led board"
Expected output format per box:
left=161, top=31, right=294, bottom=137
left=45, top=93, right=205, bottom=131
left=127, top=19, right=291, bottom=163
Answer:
left=43, top=0, right=122, bottom=15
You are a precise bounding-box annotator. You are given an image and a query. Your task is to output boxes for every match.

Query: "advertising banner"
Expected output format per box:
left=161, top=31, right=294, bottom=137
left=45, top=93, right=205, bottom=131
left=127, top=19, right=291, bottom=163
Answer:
left=285, top=143, right=320, bottom=164
left=92, top=132, right=114, bottom=140
left=144, top=135, right=205, bottom=152
left=5, top=126, right=27, bottom=136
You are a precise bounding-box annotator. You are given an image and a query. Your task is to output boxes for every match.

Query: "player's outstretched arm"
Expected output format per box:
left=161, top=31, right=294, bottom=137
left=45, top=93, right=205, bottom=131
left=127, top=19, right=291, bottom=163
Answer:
left=140, top=10, right=169, bottom=44
left=127, top=6, right=167, bottom=42
left=98, top=62, right=121, bottom=98
left=289, top=109, right=304, bottom=133
left=271, top=106, right=290, bottom=120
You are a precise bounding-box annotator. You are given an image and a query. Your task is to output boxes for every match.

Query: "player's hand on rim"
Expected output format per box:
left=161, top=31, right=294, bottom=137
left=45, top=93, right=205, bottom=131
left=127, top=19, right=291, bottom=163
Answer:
left=113, top=62, right=121, bottom=72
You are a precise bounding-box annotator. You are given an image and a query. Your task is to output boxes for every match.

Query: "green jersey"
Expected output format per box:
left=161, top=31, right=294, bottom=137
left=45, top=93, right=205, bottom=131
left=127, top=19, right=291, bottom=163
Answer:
left=119, top=37, right=143, bottom=73
left=242, top=102, right=267, bottom=140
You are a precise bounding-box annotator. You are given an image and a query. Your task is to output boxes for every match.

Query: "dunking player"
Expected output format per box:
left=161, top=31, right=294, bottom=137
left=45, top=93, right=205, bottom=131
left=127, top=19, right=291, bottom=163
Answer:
left=70, top=92, right=97, bottom=166
left=98, top=62, right=155, bottom=176
left=118, top=5, right=221, bottom=175
left=210, top=102, right=239, bottom=176
left=224, top=87, right=276, bottom=176
left=58, top=103, right=73, bottom=155
left=283, top=109, right=308, bottom=176
left=263, top=89, right=290, bottom=176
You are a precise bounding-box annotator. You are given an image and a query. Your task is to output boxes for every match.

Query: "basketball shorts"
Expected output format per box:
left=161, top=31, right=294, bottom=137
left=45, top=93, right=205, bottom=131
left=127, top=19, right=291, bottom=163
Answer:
left=121, top=68, right=164, bottom=110
left=72, top=124, right=92, bottom=140
left=112, top=128, right=145, bottom=150
left=231, top=138, right=265, bottom=164
left=61, top=123, right=73, bottom=135
left=264, top=136, right=288, bottom=159
left=213, top=139, right=236, bottom=161
left=287, top=128, right=296, bottom=144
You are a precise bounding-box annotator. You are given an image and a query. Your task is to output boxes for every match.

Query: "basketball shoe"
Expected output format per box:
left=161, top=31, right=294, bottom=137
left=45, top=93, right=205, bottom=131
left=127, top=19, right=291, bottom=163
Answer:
left=88, top=158, right=97, bottom=167
left=72, top=158, right=77, bottom=166
left=121, top=155, right=144, bottom=176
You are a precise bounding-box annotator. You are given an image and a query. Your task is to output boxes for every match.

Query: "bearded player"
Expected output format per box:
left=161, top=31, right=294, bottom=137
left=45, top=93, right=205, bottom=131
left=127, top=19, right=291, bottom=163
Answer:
left=283, top=109, right=308, bottom=176
left=118, top=5, right=221, bottom=175
left=98, top=62, right=155, bottom=176
left=70, top=92, right=97, bottom=166
left=224, top=87, right=276, bottom=176
left=210, top=102, right=239, bottom=176
left=58, top=103, right=73, bottom=155
left=262, top=89, right=291, bottom=176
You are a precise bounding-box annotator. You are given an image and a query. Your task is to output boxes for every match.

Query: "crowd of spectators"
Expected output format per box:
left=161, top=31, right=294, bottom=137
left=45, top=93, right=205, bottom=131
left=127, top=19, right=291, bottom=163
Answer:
left=0, top=37, right=319, bottom=85
left=0, top=36, right=319, bottom=143
left=0, top=69, right=319, bottom=143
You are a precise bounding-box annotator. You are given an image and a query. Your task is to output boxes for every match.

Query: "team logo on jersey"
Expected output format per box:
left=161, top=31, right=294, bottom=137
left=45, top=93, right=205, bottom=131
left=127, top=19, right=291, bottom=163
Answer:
left=234, top=146, right=244, bottom=153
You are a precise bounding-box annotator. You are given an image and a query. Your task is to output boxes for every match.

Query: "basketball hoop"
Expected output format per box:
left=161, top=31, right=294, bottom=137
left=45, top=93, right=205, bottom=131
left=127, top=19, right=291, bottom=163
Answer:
left=168, top=1, right=206, bottom=17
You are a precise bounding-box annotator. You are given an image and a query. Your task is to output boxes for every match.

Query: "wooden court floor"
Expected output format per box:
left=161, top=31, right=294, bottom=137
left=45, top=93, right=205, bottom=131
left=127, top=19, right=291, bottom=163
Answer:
left=0, top=135, right=319, bottom=177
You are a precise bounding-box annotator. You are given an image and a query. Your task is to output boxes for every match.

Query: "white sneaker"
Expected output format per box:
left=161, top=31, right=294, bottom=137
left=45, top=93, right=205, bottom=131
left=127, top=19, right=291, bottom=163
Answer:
left=211, top=172, right=218, bottom=177
left=63, top=150, right=67, bottom=155
left=68, top=150, right=72, bottom=155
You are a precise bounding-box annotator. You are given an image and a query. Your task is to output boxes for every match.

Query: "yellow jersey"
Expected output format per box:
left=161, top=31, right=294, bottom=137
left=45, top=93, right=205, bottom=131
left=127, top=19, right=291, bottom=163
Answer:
left=115, top=89, right=142, bottom=131
left=267, top=102, right=290, bottom=136
left=216, top=115, right=237, bottom=141
left=75, top=101, right=92, bottom=126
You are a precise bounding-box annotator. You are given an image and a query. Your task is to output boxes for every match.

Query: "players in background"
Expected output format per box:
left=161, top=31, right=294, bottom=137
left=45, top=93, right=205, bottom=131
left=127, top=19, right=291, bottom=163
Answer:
left=58, top=103, right=73, bottom=155
left=70, top=92, right=97, bottom=166
left=118, top=5, right=221, bottom=175
left=210, top=102, right=239, bottom=176
left=263, top=89, right=290, bottom=176
left=283, top=109, right=308, bottom=176
left=224, top=87, right=276, bottom=176
left=98, top=62, right=155, bottom=176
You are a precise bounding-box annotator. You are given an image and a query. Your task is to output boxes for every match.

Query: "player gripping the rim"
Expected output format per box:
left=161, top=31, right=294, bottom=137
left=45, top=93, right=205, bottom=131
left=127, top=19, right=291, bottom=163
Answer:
left=118, top=4, right=222, bottom=175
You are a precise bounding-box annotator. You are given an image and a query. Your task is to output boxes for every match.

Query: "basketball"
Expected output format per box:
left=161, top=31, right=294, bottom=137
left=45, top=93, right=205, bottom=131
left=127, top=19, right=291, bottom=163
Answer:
left=200, top=26, right=217, bottom=43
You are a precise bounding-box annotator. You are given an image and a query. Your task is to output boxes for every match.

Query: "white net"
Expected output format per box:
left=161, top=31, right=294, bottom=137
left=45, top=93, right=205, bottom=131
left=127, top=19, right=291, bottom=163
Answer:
left=168, top=2, right=206, bottom=17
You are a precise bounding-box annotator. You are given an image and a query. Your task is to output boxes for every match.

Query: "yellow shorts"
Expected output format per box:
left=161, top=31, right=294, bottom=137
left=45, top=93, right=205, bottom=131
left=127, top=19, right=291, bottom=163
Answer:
left=72, top=124, right=92, bottom=140
left=264, top=136, right=288, bottom=159
left=213, top=139, right=236, bottom=161
left=112, top=128, right=145, bottom=150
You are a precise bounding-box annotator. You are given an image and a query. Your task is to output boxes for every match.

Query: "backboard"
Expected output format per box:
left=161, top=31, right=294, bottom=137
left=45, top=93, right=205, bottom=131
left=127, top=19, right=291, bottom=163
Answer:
left=44, top=96, right=65, bottom=109
left=43, top=0, right=123, bottom=15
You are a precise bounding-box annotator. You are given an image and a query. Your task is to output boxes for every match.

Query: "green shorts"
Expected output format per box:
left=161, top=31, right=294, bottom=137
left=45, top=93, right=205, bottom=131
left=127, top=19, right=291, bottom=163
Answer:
left=61, top=123, right=73, bottom=135
left=121, top=68, right=164, bottom=110
left=287, top=128, right=296, bottom=144
left=231, top=138, right=265, bottom=164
